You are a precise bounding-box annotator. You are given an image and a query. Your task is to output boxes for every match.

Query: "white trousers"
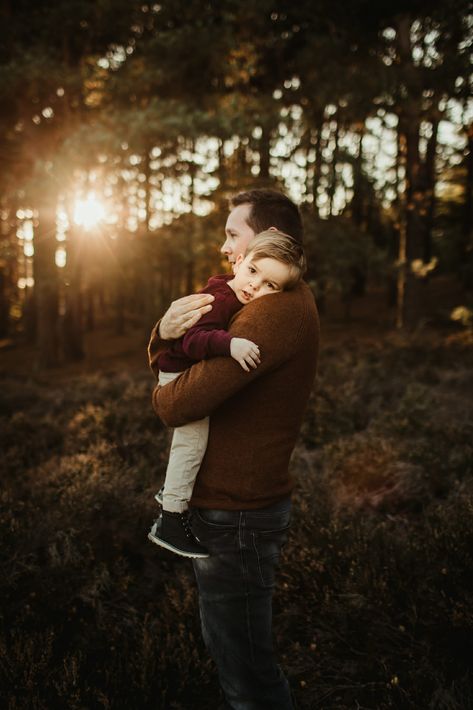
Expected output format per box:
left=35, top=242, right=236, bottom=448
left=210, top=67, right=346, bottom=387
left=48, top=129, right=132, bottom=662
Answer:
left=157, top=371, right=209, bottom=513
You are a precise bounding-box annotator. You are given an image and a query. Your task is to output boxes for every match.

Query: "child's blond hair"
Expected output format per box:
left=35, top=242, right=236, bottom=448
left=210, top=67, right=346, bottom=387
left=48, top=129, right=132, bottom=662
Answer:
left=245, top=229, right=306, bottom=289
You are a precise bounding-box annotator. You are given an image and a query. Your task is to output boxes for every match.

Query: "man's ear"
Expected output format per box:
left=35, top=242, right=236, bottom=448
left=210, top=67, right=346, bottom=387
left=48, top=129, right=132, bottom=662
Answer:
left=233, top=253, right=245, bottom=273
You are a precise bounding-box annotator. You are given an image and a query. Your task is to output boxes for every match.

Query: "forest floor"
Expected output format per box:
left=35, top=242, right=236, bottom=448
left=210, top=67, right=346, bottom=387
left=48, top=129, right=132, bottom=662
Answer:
left=1, top=289, right=473, bottom=709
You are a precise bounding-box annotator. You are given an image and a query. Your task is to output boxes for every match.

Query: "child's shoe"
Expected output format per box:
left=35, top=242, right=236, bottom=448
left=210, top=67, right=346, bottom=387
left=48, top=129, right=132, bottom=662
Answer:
left=148, top=510, right=209, bottom=559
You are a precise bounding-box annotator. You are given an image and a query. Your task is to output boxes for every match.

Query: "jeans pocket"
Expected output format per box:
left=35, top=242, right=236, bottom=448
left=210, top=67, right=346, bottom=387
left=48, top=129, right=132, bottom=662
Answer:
left=251, top=526, right=290, bottom=589
left=190, top=510, right=237, bottom=548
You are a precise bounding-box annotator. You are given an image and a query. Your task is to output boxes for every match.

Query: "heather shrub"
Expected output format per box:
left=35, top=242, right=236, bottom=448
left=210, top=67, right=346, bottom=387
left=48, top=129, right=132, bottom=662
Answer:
left=1, top=334, right=472, bottom=709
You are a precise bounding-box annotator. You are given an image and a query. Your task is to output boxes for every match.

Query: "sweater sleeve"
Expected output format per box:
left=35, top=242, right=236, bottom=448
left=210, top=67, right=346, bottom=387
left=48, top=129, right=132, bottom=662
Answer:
left=148, top=319, right=171, bottom=379
left=152, top=289, right=309, bottom=427
left=181, top=295, right=237, bottom=359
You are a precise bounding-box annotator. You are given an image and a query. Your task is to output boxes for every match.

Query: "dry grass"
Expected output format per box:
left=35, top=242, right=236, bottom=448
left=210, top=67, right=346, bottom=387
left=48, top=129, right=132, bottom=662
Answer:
left=1, top=327, right=472, bottom=709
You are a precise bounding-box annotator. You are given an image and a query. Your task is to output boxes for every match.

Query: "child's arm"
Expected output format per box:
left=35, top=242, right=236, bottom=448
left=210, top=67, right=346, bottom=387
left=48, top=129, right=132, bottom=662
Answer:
left=181, top=298, right=260, bottom=370
left=182, top=321, right=232, bottom=359
left=183, top=324, right=260, bottom=372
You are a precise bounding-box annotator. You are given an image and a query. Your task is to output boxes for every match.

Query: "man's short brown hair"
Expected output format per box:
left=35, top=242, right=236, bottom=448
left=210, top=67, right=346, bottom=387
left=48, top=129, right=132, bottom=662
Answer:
left=230, top=189, right=303, bottom=244
left=245, top=230, right=306, bottom=289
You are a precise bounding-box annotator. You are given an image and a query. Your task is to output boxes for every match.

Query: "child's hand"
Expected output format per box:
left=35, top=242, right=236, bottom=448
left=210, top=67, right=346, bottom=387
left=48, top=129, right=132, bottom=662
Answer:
left=230, top=338, right=261, bottom=372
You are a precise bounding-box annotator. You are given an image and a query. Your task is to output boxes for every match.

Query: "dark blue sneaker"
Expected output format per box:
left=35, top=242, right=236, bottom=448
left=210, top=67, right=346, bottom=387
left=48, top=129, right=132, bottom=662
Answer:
left=148, top=510, right=209, bottom=559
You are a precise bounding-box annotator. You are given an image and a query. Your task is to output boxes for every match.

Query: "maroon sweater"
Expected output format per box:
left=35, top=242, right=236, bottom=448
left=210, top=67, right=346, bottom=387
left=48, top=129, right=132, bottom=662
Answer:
left=157, top=274, right=243, bottom=373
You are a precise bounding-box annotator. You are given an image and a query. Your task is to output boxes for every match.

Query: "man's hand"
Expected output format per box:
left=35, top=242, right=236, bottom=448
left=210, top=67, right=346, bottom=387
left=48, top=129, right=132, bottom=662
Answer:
left=159, top=294, right=214, bottom=340
left=230, top=338, right=261, bottom=372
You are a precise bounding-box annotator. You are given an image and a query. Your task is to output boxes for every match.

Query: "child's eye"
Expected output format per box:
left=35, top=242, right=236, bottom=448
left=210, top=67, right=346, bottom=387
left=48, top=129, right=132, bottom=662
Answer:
left=248, top=266, right=256, bottom=273
left=266, top=283, right=275, bottom=290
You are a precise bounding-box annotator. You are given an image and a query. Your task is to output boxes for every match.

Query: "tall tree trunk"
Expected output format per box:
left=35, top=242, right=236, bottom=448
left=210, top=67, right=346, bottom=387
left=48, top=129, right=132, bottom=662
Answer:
left=351, top=127, right=365, bottom=228
left=186, top=140, right=196, bottom=294
left=0, top=270, right=8, bottom=338
left=34, top=196, right=59, bottom=368
left=422, top=117, right=439, bottom=264
left=396, top=126, right=408, bottom=328
left=259, top=125, right=271, bottom=180
left=142, top=146, right=157, bottom=337
left=62, top=222, right=84, bottom=360
left=461, top=122, right=473, bottom=288
left=396, top=16, right=429, bottom=329
left=327, top=109, right=340, bottom=217
left=217, top=138, right=226, bottom=188
left=0, top=199, right=17, bottom=338
left=311, top=117, right=324, bottom=218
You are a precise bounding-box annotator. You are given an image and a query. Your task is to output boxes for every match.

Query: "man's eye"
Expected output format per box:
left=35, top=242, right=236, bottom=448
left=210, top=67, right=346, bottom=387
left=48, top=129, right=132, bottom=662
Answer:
left=267, top=283, right=274, bottom=289
left=248, top=267, right=256, bottom=273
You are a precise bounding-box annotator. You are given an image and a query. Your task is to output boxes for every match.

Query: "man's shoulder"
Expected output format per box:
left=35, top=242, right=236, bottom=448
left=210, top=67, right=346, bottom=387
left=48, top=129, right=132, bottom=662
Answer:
left=234, top=282, right=317, bottom=323
left=229, top=282, right=319, bottom=355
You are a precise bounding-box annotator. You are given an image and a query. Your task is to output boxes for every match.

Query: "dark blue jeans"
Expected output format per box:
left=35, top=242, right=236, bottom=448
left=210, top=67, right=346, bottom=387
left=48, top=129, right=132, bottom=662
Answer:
left=190, top=497, right=293, bottom=710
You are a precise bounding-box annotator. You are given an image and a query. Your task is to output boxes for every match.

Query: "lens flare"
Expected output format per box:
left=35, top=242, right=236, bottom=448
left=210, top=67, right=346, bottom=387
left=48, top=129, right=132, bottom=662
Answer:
left=73, top=193, right=106, bottom=230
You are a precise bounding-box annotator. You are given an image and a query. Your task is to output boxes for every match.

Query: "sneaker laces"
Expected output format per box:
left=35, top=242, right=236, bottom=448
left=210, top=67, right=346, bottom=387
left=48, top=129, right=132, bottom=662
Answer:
left=181, top=513, right=195, bottom=540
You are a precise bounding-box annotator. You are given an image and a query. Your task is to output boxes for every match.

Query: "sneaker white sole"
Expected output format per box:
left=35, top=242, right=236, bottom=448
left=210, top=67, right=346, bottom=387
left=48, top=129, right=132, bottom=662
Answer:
left=147, top=532, right=209, bottom=559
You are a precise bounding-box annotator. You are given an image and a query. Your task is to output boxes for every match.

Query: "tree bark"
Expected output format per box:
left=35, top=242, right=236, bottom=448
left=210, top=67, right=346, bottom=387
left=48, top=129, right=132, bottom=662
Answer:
left=34, top=197, right=59, bottom=368
left=351, top=127, right=365, bottom=228
left=62, top=222, right=84, bottom=360
left=327, top=108, right=340, bottom=217
left=311, top=118, right=324, bottom=218
left=259, top=125, right=271, bottom=180
left=396, top=16, right=429, bottom=329
left=186, top=140, right=196, bottom=294
left=422, top=117, right=439, bottom=263
left=461, top=122, right=473, bottom=288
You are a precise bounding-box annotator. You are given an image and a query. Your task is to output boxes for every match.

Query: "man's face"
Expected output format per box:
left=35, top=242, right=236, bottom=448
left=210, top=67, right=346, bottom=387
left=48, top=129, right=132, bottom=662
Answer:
left=222, top=203, right=255, bottom=264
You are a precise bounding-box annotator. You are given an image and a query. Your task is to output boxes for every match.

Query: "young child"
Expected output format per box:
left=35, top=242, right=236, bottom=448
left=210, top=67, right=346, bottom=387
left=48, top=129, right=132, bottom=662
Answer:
left=148, top=230, right=306, bottom=558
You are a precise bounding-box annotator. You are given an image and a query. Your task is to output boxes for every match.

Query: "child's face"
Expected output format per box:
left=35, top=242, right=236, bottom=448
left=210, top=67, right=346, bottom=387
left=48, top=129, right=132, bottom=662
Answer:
left=230, top=253, right=292, bottom=304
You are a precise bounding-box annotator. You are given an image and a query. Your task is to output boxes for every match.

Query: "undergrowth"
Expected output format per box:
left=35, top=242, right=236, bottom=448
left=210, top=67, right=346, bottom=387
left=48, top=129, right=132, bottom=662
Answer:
left=1, top=334, right=472, bottom=709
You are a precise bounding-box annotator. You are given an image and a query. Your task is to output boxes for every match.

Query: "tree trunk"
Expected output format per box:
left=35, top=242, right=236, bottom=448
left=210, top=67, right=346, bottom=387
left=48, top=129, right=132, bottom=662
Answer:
left=395, top=126, right=408, bottom=328
left=461, top=122, right=473, bottom=288
left=351, top=127, right=365, bottom=228
left=34, top=198, right=59, bottom=368
left=311, top=119, right=323, bottom=218
left=259, top=125, right=271, bottom=180
left=422, top=117, right=439, bottom=264
left=62, top=223, right=84, bottom=360
left=327, top=109, right=340, bottom=217
left=396, top=16, right=429, bottom=329
left=0, top=269, right=9, bottom=338
left=217, top=138, right=226, bottom=188
left=186, top=140, right=196, bottom=294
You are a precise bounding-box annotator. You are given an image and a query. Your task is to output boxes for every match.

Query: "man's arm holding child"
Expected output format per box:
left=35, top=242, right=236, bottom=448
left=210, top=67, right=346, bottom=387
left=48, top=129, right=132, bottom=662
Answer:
left=153, top=290, right=306, bottom=426
left=148, top=293, right=214, bottom=377
left=149, top=292, right=260, bottom=374
left=159, top=293, right=215, bottom=339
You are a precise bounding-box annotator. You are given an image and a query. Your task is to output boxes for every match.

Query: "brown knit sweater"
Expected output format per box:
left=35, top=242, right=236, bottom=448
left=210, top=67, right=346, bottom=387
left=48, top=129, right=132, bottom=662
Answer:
left=148, top=282, right=320, bottom=510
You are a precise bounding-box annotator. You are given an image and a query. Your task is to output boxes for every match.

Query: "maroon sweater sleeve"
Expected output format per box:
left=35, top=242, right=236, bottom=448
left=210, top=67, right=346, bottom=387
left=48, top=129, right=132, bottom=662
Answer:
left=181, top=292, right=241, bottom=360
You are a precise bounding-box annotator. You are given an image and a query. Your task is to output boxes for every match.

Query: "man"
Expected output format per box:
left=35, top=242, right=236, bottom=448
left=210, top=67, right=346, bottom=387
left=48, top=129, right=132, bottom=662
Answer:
left=148, top=189, right=319, bottom=709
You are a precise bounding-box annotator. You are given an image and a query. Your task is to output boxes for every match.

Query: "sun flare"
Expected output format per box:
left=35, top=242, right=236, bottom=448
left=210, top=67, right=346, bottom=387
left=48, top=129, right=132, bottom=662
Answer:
left=73, top=193, right=106, bottom=230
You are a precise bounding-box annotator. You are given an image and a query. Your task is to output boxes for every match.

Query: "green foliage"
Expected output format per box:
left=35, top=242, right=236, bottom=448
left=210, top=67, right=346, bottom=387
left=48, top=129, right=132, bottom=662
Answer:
left=304, top=216, right=389, bottom=309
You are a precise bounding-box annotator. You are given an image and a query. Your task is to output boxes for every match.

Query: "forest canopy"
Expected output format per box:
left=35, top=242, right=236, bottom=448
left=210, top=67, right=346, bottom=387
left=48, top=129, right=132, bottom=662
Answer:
left=0, top=0, right=472, bottom=366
